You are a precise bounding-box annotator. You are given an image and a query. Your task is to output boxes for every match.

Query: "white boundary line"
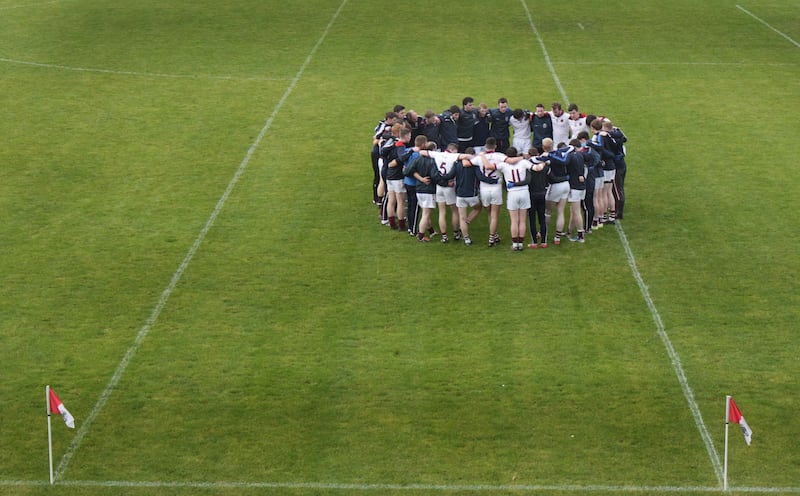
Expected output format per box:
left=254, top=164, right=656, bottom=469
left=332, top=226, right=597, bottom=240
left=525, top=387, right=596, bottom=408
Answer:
left=0, top=56, right=290, bottom=81
left=2, top=478, right=800, bottom=493
left=15, top=1, right=788, bottom=492
left=737, top=4, right=800, bottom=48
left=0, top=0, right=67, bottom=10
left=554, top=61, right=797, bottom=67
left=519, top=0, right=724, bottom=487
left=52, top=0, right=350, bottom=481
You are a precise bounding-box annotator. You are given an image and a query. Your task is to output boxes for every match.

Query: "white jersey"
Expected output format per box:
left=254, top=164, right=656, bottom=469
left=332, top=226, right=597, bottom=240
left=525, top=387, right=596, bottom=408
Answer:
left=551, top=111, right=570, bottom=147
left=495, top=161, right=531, bottom=193
left=480, top=152, right=506, bottom=191
left=427, top=150, right=460, bottom=177
left=568, top=115, right=589, bottom=140
left=509, top=115, right=531, bottom=141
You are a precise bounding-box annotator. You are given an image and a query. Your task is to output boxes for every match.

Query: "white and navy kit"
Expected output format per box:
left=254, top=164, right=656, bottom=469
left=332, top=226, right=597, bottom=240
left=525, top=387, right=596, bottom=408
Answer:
left=479, top=152, right=506, bottom=207
left=496, top=161, right=532, bottom=210
left=428, top=151, right=461, bottom=205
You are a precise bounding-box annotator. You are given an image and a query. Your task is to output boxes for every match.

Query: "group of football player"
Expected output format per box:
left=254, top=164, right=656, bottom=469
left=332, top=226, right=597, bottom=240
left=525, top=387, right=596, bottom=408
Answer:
left=370, top=97, right=627, bottom=249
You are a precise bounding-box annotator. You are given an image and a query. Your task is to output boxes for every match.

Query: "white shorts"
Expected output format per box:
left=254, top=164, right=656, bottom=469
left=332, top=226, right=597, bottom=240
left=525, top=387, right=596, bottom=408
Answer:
left=480, top=185, right=504, bottom=207
left=506, top=188, right=531, bottom=210
left=546, top=181, right=570, bottom=202
left=603, top=169, right=616, bottom=182
left=568, top=189, right=586, bottom=202
left=436, top=185, right=457, bottom=205
left=512, top=137, right=532, bottom=155
left=456, top=196, right=480, bottom=208
left=417, top=192, right=436, bottom=209
left=387, top=179, right=406, bottom=193
left=594, top=177, right=604, bottom=191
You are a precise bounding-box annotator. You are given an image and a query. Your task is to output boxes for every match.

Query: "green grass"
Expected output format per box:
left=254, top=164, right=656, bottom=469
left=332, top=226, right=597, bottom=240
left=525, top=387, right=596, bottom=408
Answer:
left=1, top=0, right=799, bottom=495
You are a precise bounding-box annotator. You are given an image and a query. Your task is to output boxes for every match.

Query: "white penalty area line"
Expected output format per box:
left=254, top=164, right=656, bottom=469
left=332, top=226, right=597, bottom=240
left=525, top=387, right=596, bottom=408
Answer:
left=52, top=0, right=350, bottom=481
left=520, top=0, right=724, bottom=487
left=3, top=479, right=800, bottom=494
left=737, top=5, right=800, bottom=48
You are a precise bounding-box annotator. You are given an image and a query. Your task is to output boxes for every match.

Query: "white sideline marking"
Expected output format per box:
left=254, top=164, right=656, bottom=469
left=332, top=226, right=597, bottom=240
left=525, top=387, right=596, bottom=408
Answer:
left=2, top=478, right=800, bottom=493
left=737, top=4, right=800, bottom=48
left=520, top=0, right=724, bottom=487
left=554, top=61, right=797, bottom=67
left=53, top=0, right=350, bottom=480
left=0, top=0, right=67, bottom=10
left=0, top=56, right=289, bottom=81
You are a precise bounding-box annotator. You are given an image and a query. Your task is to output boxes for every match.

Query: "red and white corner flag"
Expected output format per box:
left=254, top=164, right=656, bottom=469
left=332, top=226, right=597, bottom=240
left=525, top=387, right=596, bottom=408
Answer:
left=48, top=388, right=75, bottom=429
left=728, top=397, right=752, bottom=445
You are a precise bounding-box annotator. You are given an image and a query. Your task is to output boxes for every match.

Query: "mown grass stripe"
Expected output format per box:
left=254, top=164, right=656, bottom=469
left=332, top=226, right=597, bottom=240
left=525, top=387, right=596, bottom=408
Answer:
left=520, top=0, right=724, bottom=486
left=52, top=0, right=350, bottom=481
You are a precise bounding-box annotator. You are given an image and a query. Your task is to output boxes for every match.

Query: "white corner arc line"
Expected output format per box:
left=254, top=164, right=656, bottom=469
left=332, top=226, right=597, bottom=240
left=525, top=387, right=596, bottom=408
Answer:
left=519, top=0, right=724, bottom=486
left=53, top=0, right=350, bottom=480
left=737, top=5, right=800, bottom=48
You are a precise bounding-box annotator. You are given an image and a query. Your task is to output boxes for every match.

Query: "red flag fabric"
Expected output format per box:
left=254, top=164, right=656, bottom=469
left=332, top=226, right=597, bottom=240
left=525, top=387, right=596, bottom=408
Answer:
left=49, top=388, right=75, bottom=429
left=728, top=397, right=752, bottom=445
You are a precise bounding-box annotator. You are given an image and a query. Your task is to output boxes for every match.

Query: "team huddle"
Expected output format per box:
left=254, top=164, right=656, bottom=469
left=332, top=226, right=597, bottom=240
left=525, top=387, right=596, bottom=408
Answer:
left=370, top=97, right=628, bottom=249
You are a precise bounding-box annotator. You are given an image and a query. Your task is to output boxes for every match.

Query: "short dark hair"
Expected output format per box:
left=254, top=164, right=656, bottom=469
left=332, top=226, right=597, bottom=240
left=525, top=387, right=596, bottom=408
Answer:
left=462, top=96, right=474, bottom=106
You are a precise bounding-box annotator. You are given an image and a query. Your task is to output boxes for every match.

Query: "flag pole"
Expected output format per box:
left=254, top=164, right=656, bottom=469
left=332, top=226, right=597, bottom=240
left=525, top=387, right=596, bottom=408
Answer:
left=723, top=395, right=731, bottom=491
left=46, top=385, right=54, bottom=485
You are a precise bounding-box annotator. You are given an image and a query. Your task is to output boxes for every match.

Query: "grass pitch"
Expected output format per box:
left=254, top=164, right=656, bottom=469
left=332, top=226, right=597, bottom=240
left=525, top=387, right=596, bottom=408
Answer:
left=1, top=0, right=799, bottom=495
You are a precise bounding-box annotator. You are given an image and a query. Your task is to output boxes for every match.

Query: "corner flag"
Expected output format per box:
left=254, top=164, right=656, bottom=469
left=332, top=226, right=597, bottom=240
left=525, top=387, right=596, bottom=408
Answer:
left=48, top=388, right=75, bottom=429
left=728, top=397, right=752, bottom=445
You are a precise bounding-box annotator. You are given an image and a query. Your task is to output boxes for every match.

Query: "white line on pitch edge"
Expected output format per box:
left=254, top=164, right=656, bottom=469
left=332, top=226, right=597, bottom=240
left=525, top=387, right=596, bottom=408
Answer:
left=0, top=57, right=289, bottom=81
left=2, top=478, right=800, bottom=493
left=0, top=0, right=67, bottom=10
left=53, top=0, right=350, bottom=481
left=737, top=5, right=800, bottom=48
left=519, top=0, right=724, bottom=487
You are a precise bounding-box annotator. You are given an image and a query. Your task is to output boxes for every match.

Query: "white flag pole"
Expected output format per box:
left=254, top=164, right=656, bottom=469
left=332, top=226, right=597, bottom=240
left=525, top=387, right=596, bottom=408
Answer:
left=723, top=395, right=731, bottom=491
left=46, top=385, right=54, bottom=485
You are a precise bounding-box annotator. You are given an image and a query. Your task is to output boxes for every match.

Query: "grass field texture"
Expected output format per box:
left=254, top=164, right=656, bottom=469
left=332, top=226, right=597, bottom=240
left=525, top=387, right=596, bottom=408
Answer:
left=1, top=0, right=799, bottom=495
